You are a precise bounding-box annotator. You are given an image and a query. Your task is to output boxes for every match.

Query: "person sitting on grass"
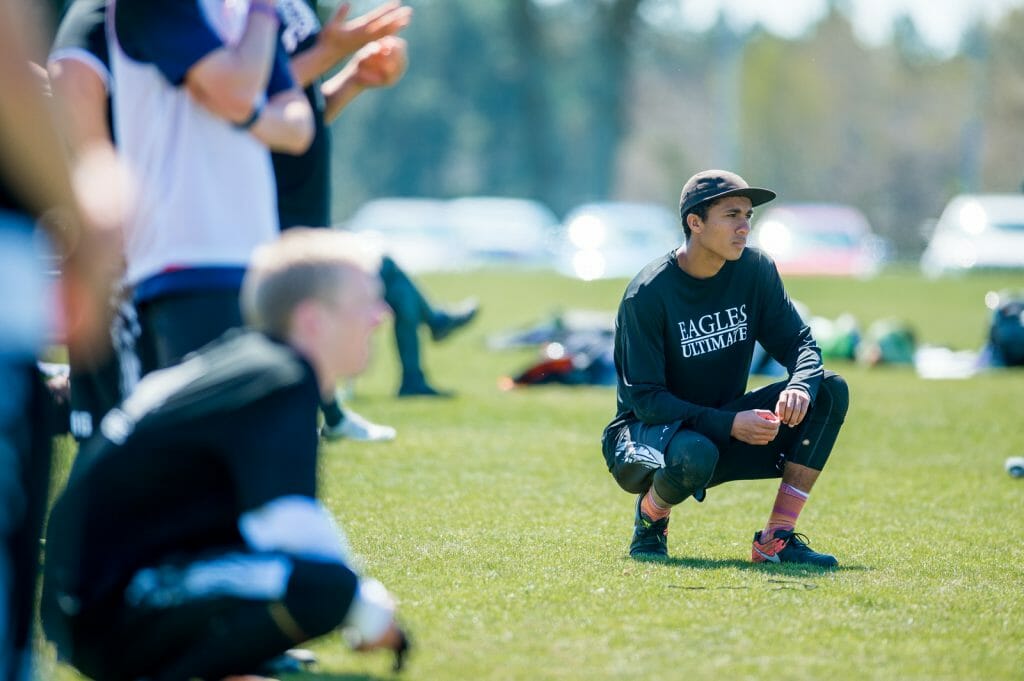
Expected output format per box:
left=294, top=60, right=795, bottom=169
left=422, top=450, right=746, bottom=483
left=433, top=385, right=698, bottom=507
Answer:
left=41, top=230, right=408, bottom=681
left=602, top=169, right=849, bottom=567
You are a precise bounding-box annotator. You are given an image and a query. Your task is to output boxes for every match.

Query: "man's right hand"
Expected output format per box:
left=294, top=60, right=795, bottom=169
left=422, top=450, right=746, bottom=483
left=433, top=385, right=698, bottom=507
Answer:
left=730, top=409, right=781, bottom=445
left=358, top=621, right=411, bottom=671
left=319, top=1, right=413, bottom=60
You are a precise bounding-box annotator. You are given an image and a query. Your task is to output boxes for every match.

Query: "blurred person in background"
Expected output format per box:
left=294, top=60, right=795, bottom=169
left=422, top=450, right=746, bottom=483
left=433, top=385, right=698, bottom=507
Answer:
left=0, top=0, right=118, bottom=677
left=49, top=0, right=140, bottom=443
left=41, top=229, right=409, bottom=681
left=107, top=0, right=312, bottom=376
left=274, top=0, right=475, bottom=421
left=603, top=170, right=849, bottom=567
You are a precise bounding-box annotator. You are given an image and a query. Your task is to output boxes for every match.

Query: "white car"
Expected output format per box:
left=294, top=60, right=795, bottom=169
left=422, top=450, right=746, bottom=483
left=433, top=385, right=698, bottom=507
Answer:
left=342, top=198, right=466, bottom=274
left=921, top=194, right=1024, bottom=277
left=555, top=202, right=681, bottom=281
left=447, top=196, right=559, bottom=269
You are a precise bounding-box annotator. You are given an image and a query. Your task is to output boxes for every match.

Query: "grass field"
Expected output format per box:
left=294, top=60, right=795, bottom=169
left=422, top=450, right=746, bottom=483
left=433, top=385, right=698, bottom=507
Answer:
left=42, top=268, right=1024, bottom=681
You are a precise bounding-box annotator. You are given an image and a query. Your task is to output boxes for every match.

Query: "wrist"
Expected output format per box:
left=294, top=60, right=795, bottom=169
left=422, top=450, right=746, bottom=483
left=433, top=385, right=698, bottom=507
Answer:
left=233, top=95, right=266, bottom=130
left=249, top=1, right=279, bottom=22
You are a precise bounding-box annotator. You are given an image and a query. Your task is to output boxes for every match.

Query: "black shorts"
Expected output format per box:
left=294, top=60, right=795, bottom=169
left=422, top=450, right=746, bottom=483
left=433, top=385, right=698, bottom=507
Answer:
left=136, top=289, right=244, bottom=375
left=604, top=378, right=807, bottom=496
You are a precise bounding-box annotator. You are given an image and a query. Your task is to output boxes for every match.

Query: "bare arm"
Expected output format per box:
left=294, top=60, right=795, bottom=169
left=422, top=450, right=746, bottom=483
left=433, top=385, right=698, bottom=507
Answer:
left=184, top=1, right=282, bottom=124
left=323, top=37, right=407, bottom=124
left=249, top=89, right=315, bottom=154
left=47, top=58, right=114, bottom=155
left=0, top=0, right=115, bottom=358
left=290, top=1, right=412, bottom=88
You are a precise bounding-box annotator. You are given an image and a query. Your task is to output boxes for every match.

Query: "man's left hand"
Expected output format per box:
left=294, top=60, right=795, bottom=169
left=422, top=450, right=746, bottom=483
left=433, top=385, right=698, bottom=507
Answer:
left=775, top=388, right=810, bottom=427
left=352, top=37, right=408, bottom=89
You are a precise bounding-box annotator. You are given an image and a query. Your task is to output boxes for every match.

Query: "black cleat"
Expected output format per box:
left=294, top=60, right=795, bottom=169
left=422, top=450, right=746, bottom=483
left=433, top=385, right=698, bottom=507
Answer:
left=751, top=529, right=838, bottom=568
left=629, top=495, right=669, bottom=559
left=397, top=382, right=455, bottom=398
left=430, top=299, right=479, bottom=342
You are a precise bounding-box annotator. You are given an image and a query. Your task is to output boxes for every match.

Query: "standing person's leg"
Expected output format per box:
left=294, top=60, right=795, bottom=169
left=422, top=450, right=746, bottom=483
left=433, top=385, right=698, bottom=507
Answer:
left=137, top=289, right=245, bottom=373
left=69, top=294, right=141, bottom=441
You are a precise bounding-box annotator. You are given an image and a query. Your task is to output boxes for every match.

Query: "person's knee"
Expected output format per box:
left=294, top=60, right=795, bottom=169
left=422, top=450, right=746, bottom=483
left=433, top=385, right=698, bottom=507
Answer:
left=816, top=373, right=850, bottom=421
left=612, top=461, right=656, bottom=495
left=653, top=432, right=719, bottom=505
left=283, top=561, right=359, bottom=639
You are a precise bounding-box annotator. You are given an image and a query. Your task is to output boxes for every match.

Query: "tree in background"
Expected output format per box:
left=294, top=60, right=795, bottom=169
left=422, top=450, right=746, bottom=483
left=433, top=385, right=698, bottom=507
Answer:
left=39, top=0, right=1024, bottom=258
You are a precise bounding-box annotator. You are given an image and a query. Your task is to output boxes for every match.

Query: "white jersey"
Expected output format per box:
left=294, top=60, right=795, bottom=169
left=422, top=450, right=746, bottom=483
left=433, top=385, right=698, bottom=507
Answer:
left=108, top=0, right=294, bottom=291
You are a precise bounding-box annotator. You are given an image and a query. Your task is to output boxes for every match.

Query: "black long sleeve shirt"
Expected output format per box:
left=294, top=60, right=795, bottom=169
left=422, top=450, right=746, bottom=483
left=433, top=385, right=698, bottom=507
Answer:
left=607, top=248, right=823, bottom=448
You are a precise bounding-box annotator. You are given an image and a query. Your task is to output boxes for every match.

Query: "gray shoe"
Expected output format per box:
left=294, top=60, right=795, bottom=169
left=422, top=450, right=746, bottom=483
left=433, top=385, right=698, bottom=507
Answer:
left=321, top=408, right=396, bottom=442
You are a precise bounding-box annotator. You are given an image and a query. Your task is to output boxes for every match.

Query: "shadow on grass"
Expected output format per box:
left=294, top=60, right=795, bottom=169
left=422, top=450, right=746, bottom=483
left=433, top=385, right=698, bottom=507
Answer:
left=284, top=673, right=393, bottom=681
left=625, top=554, right=872, bottom=578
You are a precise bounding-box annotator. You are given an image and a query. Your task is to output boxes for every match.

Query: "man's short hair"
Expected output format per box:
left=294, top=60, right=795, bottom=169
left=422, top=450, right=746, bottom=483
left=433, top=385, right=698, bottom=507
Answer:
left=242, top=229, right=382, bottom=338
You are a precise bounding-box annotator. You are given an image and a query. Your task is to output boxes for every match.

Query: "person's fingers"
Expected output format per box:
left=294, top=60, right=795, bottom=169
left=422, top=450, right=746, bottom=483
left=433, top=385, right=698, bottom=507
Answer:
left=365, top=9, right=413, bottom=39
left=328, top=2, right=352, bottom=26
left=774, top=396, right=790, bottom=424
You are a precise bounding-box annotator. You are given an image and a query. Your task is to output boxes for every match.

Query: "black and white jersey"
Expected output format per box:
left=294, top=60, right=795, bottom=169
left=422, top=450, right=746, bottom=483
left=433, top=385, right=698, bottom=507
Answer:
left=44, top=331, right=321, bottom=611
left=110, top=0, right=295, bottom=297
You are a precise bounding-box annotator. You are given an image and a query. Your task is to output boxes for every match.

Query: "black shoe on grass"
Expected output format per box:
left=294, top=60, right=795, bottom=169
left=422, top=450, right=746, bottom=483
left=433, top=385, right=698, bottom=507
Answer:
left=629, top=495, right=669, bottom=559
left=430, top=299, right=479, bottom=342
left=751, top=529, right=838, bottom=568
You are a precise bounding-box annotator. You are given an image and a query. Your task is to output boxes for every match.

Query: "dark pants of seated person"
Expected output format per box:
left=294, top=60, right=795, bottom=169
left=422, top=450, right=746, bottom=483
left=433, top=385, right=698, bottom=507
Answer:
left=380, top=256, right=439, bottom=393
left=45, top=551, right=358, bottom=681
left=609, top=372, right=849, bottom=504
left=136, top=289, right=244, bottom=376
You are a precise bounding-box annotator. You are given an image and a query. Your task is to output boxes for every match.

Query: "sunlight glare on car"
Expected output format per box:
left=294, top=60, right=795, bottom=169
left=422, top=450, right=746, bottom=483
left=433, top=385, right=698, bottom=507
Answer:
left=568, top=215, right=607, bottom=250
left=755, top=219, right=793, bottom=258
left=960, top=201, right=988, bottom=235
left=572, top=249, right=606, bottom=281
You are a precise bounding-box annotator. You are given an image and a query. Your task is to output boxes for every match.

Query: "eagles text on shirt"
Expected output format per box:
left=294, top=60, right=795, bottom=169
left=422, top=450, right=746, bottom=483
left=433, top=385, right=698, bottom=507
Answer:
left=677, top=305, right=748, bottom=358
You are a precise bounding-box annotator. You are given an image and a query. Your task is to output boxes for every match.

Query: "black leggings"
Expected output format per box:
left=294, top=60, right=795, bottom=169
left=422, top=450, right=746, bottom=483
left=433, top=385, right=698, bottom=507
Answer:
left=54, top=554, right=358, bottom=681
left=611, top=372, right=849, bottom=504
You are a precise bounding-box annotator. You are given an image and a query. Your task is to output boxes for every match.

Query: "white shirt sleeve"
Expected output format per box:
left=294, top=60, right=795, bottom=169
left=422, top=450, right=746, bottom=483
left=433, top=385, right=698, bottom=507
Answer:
left=238, top=495, right=352, bottom=565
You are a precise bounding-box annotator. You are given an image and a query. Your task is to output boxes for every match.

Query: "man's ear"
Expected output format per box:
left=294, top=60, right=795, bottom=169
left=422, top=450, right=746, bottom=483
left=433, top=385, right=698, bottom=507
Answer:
left=687, top=213, right=703, bottom=236
left=290, top=299, right=324, bottom=338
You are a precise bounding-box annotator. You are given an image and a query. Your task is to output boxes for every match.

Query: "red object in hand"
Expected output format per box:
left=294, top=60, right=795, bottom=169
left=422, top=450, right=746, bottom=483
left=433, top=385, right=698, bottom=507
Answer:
left=754, top=409, right=780, bottom=423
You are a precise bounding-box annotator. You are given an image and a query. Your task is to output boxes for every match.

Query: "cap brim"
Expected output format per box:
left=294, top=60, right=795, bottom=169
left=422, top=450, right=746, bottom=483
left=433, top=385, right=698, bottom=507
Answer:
left=715, top=187, right=777, bottom=208
left=681, top=186, right=777, bottom=216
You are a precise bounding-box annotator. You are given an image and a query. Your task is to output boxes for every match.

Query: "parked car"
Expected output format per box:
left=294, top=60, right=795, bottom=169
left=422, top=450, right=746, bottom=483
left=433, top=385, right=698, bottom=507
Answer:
left=749, top=202, right=886, bottom=278
left=447, top=196, right=559, bottom=269
left=920, top=193, right=1024, bottom=277
left=554, top=202, right=681, bottom=281
left=342, top=197, right=466, bottom=274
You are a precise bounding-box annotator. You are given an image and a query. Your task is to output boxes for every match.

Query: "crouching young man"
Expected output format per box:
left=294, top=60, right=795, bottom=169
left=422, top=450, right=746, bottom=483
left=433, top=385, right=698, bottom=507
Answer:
left=42, top=230, right=407, bottom=680
left=602, top=170, right=849, bottom=567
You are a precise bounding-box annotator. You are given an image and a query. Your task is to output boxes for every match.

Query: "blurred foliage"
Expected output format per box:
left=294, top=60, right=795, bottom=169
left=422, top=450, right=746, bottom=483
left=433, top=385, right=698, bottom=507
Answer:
left=40, top=0, right=1024, bottom=258
left=326, top=0, right=1024, bottom=261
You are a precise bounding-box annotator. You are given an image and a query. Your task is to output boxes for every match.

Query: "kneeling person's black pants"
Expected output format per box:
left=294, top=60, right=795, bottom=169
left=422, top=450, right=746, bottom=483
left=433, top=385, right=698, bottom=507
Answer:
left=46, top=550, right=358, bottom=681
left=607, top=371, right=849, bottom=505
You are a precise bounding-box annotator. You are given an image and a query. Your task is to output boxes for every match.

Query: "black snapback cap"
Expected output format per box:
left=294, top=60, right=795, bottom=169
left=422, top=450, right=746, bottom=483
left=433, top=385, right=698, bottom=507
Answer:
left=679, top=169, right=776, bottom=219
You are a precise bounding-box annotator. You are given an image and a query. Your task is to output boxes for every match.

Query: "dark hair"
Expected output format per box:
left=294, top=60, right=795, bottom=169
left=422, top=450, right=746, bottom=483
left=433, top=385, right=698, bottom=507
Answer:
left=682, top=200, right=713, bottom=240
